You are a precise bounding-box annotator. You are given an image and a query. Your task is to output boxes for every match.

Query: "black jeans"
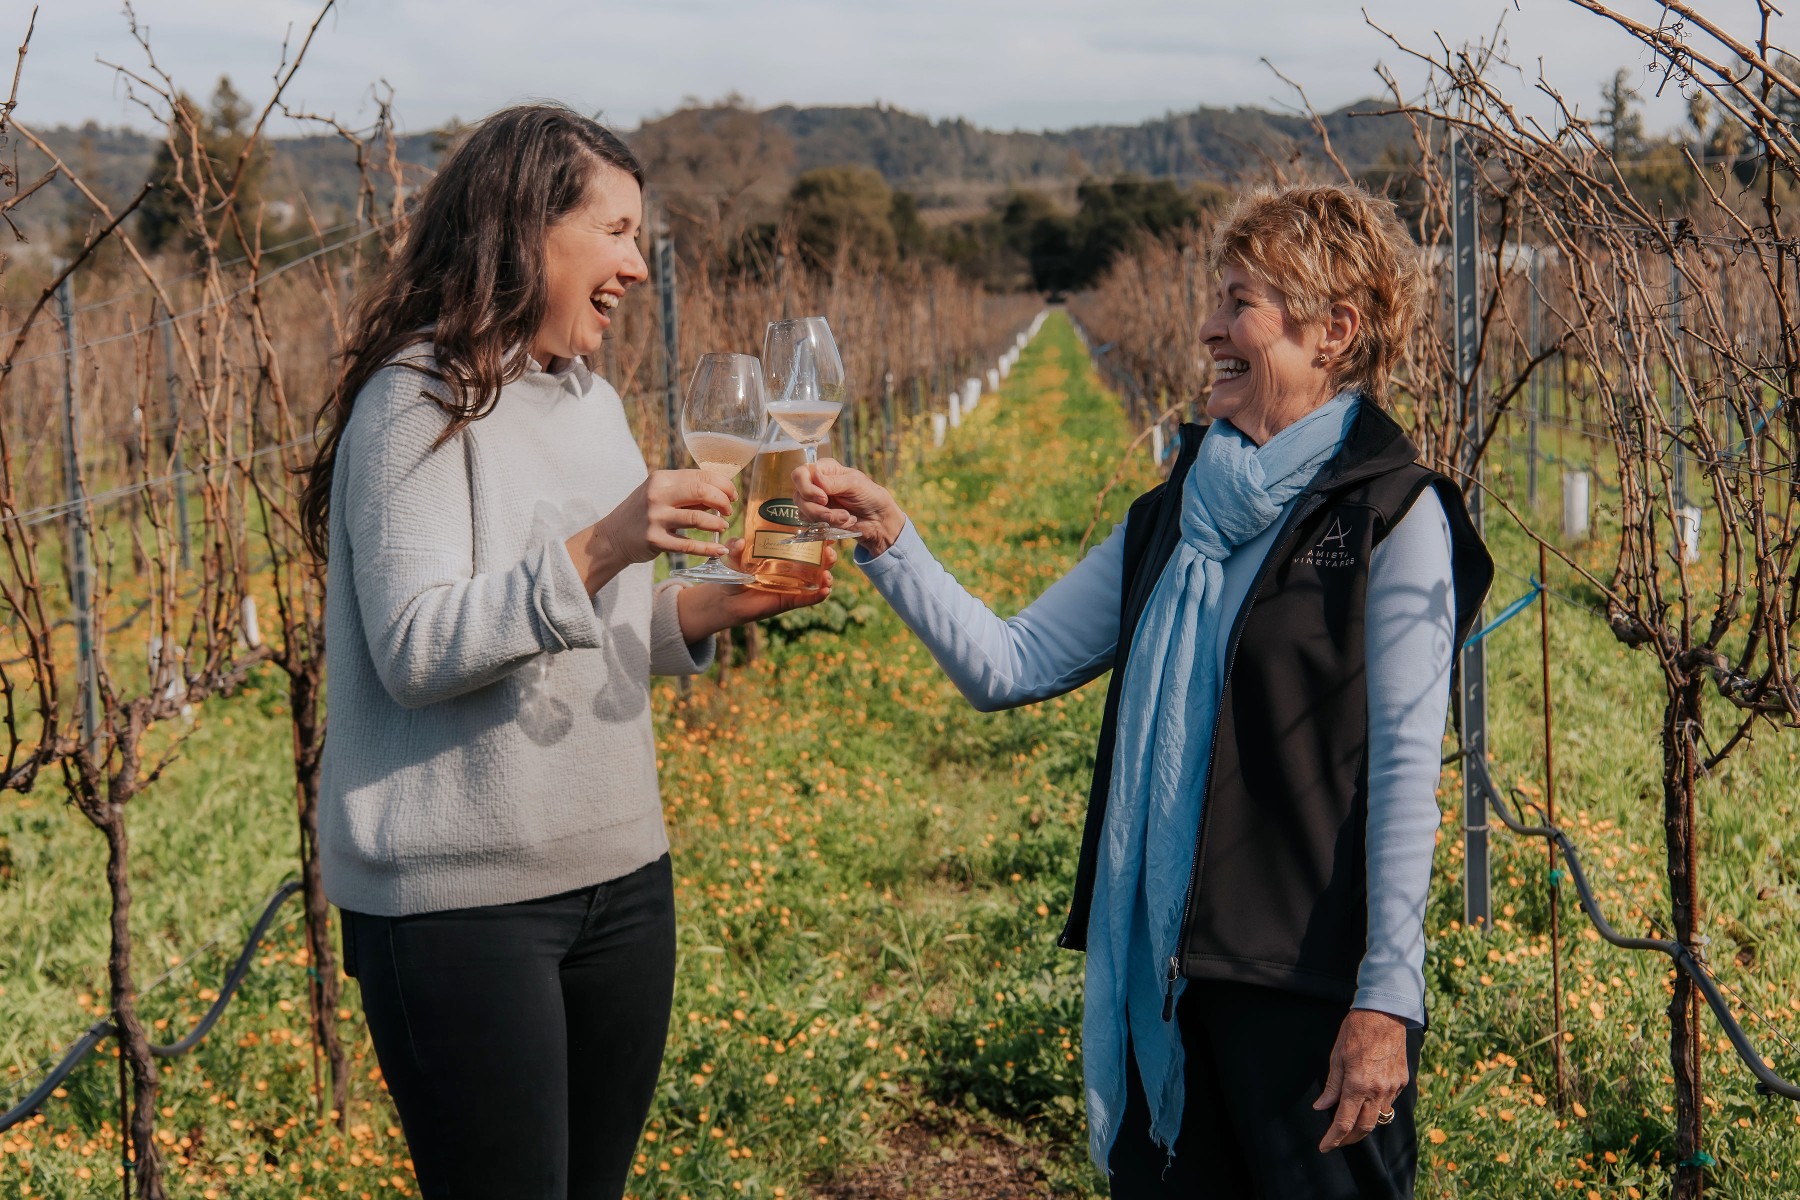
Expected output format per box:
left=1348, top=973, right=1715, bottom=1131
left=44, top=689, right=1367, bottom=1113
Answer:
left=1108, top=980, right=1422, bottom=1199
left=340, top=854, right=677, bottom=1200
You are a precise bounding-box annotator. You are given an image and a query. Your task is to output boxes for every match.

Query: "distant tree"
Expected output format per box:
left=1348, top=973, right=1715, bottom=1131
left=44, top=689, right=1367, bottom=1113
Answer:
left=938, top=179, right=1202, bottom=293
left=934, top=189, right=1067, bottom=292
left=136, top=92, right=201, bottom=253
left=1622, top=140, right=1698, bottom=212
left=137, top=75, right=270, bottom=257
left=1769, top=53, right=1800, bottom=137
left=995, top=190, right=1062, bottom=257
left=993, top=190, right=1075, bottom=292
left=1597, top=68, right=1645, bottom=160
left=631, top=95, right=795, bottom=250
left=786, top=166, right=897, bottom=265
left=1068, top=176, right=1197, bottom=285
left=1751, top=52, right=1800, bottom=187
left=1685, top=92, right=1712, bottom=150
left=938, top=215, right=1025, bottom=291
left=724, top=220, right=782, bottom=279
left=1027, top=216, right=1078, bottom=294
left=431, top=116, right=469, bottom=157
left=888, top=190, right=930, bottom=260
left=1189, top=180, right=1233, bottom=216
left=1357, top=145, right=1431, bottom=237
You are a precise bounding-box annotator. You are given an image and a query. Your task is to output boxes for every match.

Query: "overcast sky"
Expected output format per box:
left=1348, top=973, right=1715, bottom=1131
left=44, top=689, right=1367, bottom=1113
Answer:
left=12, top=1, right=1792, bottom=138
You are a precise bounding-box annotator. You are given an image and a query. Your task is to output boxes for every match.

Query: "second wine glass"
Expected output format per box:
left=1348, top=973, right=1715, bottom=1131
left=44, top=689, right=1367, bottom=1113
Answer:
left=670, top=353, right=766, bottom=584
left=762, top=316, right=860, bottom=545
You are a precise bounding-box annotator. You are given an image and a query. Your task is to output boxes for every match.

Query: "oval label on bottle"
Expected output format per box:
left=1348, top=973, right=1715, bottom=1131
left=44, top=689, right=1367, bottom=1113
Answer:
left=758, top=499, right=806, bottom=527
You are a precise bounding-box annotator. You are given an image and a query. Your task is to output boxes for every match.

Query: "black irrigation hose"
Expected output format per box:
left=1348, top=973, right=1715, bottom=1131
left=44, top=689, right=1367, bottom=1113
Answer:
left=150, top=880, right=302, bottom=1058
left=0, top=1020, right=111, bottom=1134
left=1469, top=753, right=1800, bottom=1103
left=0, top=879, right=302, bottom=1133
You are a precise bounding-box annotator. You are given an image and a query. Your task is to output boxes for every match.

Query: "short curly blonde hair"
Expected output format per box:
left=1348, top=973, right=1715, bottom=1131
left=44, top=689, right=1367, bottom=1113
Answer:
left=1207, top=183, right=1423, bottom=405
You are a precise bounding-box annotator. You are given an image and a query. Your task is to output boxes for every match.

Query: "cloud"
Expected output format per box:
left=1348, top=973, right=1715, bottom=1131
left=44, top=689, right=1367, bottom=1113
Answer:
left=12, top=0, right=1796, bottom=137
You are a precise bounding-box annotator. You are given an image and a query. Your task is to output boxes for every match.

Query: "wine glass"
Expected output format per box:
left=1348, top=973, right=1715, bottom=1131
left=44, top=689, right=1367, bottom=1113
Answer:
left=762, top=317, right=860, bottom=545
left=670, top=353, right=766, bottom=584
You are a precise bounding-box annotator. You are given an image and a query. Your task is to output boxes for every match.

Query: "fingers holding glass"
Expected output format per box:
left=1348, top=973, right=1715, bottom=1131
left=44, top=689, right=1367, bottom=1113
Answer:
left=670, top=353, right=765, bottom=584
left=761, top=317, right=860, bottom=545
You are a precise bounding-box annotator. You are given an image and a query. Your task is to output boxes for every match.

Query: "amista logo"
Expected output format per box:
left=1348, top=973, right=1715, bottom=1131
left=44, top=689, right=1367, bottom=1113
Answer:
left=759, top=499, right=806, bottom=527
left=1293, top=516, right=1359, bottom=569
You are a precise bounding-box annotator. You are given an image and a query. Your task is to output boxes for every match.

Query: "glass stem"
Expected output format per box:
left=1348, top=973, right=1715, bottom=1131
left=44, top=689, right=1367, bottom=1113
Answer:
left=800, top=443, right=822, bottom=533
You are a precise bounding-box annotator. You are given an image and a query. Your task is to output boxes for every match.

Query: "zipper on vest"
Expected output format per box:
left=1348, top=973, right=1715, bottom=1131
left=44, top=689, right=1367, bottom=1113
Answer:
left=1163, top=490, right=1331, bottom=1021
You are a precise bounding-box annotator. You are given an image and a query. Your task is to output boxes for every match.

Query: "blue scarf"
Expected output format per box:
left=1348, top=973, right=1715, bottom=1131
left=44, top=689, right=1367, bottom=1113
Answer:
left=1084, top=392, right=1360, bottom=1168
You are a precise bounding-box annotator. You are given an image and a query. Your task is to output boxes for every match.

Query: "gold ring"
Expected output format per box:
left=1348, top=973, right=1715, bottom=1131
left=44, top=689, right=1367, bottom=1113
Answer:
left=1375, top=1108, right=1396, bottom=1126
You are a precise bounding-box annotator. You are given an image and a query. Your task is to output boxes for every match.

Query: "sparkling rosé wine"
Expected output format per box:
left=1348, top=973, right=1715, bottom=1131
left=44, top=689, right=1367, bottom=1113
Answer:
left=741, top=430, right=828, bottom=592
left=765, top=401, right=841, bottom=446
left=683, top=431, right=762, bottom=479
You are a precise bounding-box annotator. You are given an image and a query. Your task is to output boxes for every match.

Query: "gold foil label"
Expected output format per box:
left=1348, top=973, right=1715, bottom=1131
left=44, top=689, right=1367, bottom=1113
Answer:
left=751, top=528, right=825, bottom=566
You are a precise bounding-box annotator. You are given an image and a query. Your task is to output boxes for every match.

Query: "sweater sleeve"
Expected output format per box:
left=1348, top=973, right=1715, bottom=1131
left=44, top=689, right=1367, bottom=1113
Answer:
left=855, top=518, right=1124, bottom=711
left=339, top=367, right=608, bottom=709
left=648, top=579, right=717, bottom=676
left=1355, top=488, right=1456, bottom=1027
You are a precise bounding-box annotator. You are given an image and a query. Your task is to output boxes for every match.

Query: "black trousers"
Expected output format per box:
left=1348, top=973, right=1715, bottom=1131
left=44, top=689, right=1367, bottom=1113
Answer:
left=1108, top=980, right=1422, bottom=1199
left=340, top=853, right=677, bottom=1200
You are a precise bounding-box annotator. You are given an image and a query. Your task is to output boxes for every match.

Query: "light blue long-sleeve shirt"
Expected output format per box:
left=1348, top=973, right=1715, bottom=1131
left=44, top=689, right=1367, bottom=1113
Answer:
left=856, top=490, right=1454, bottom=1025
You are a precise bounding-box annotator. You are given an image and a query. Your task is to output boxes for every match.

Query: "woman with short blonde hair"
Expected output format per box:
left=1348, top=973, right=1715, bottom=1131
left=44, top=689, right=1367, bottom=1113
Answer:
left=799, top=181, right=1493, bottom=1197
left=1207, top=184, right=1427, bottom=403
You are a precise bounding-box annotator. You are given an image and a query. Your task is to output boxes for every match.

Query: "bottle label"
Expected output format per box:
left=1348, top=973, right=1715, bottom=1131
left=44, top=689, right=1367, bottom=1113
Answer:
left=758, top=499, right=806, bottom=527
left=751, top=527, right=825, bottom=565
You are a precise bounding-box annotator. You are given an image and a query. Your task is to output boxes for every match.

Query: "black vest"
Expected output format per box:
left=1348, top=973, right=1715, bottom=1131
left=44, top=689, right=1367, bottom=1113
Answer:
left=1057, top=404, right=1494, bottom=1004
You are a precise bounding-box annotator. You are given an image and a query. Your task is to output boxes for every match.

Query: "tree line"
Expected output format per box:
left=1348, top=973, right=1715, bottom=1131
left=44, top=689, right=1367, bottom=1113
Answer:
left=36, top=64, right=1784, bottom=307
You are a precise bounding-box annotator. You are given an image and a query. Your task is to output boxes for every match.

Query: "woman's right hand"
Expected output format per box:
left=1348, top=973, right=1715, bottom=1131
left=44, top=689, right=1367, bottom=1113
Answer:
left=566, top=469, right=735, bottom=594
left=793, top=459, right=908, bottom=557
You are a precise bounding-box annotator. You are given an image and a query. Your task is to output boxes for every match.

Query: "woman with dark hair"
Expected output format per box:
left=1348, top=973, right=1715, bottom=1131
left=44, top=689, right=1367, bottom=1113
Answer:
left=797, top=184, right=1494, bottom=1197
left=300, top=104, right=829, bottom=1199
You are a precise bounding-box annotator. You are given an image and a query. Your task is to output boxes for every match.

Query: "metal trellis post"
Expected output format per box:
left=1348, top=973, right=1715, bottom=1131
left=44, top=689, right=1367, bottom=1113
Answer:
left=1668, top=228, right=1687, bottom=509
left=656, top=234, right=685, bottom=577
left=928, top=284, right=942, bottom=403
left=56, top=277, right=101, bottom=755
left=1453, top=133, right=1491, bottom=931
left=883, top=370, right=896, bottom=474
left=161, top=311, right=192, bottom=570
left=841, top=380, right=856, bottom=471
left=1528, top=249, right=1542, bottom=510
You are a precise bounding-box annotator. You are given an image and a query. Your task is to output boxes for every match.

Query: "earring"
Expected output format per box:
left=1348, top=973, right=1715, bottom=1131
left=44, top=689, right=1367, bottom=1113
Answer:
left=1315, top=353, right=1331, bottom=368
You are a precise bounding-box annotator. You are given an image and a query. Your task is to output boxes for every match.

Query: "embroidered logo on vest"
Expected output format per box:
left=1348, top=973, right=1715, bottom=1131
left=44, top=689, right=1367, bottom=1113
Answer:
left=1293, top=517, right=1358, bottom=568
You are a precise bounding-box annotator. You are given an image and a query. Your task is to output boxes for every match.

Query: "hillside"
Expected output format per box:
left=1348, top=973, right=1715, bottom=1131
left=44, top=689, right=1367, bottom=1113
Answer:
left=751, top=100, right=1407, bottom=186
left=11, top=98, right=1407, bottom=242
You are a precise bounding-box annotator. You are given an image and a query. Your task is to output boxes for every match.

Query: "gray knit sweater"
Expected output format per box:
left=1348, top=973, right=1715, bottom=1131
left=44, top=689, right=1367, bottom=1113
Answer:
left=319, top=349, right=712, bottom=917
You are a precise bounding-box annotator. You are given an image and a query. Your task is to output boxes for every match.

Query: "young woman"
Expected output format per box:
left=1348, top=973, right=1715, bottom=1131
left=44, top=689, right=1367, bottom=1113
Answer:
left=298, top=104, right=829, bottom=1200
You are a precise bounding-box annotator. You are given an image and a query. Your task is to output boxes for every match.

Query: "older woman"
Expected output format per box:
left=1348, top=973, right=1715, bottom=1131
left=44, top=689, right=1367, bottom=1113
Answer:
left=796, top=183, right=1492, bottom=1198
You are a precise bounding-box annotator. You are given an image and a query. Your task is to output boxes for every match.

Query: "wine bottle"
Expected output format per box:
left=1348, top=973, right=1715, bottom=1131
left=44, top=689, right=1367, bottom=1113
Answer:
left=741, top=424, right=829, bottom=592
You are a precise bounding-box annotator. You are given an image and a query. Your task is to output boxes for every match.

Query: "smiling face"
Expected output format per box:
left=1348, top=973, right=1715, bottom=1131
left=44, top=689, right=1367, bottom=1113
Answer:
left=1199, top=261, right=1351, bottom=445
left=530, top=161, right=650, bottom=366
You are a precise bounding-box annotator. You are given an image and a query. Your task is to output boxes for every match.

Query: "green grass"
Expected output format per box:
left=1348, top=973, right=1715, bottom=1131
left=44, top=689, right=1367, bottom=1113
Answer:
left=2, top=314, right=1797, bottom=1198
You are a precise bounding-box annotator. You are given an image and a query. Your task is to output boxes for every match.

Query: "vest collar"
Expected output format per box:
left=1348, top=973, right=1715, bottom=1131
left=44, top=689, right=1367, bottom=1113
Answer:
left=1177, top=399, right=1420, bottom=498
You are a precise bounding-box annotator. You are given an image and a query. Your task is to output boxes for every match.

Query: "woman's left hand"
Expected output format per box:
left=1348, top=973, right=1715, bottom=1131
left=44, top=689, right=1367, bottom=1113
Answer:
left=1312, top=1008, right=1410, bottom=1152
left=674, top=540, right=838, bottom=641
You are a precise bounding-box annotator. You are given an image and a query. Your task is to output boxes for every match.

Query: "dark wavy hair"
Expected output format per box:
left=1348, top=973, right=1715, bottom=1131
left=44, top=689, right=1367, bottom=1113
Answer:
left=299, top=104, right=644, bottom=560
